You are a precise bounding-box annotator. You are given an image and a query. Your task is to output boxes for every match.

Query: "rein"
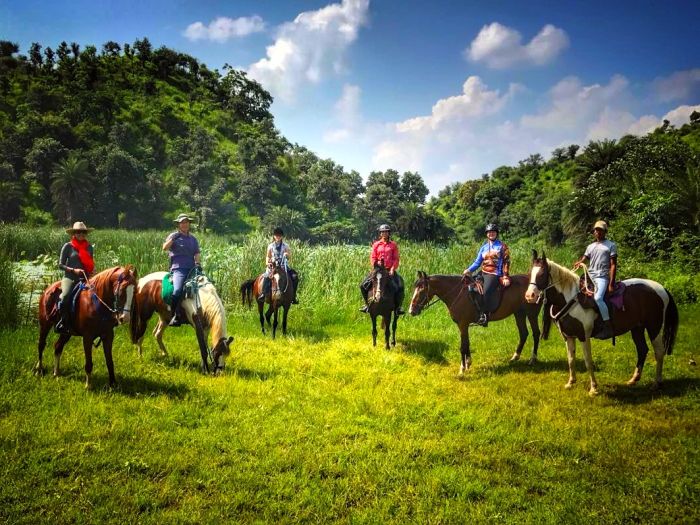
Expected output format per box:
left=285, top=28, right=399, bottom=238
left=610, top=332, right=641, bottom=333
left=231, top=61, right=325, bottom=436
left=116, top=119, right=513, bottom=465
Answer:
left=415, top=276, right=471, bottom=312
left=83, top=270, right=131, bottom=316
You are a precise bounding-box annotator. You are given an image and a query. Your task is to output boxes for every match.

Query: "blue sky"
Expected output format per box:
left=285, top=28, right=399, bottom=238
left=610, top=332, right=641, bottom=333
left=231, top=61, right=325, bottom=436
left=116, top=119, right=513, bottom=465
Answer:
left=3, top=0, right=699, bottom=193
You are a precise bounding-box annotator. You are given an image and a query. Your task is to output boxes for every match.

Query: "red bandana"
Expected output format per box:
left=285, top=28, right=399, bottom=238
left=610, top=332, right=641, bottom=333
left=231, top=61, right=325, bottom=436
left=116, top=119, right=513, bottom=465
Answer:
left=70, top=237, right=95, bottom=275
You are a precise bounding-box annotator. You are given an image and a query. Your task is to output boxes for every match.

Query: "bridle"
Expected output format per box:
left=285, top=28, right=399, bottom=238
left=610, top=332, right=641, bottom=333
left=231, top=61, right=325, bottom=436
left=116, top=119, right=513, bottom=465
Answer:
left=412, top=275, right=471, bottom=313
left=82, top=268, right=135, bottom=316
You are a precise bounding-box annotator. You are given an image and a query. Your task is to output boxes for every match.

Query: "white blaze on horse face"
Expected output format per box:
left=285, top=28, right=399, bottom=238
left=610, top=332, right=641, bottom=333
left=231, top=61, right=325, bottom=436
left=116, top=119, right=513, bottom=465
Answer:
left=525, top=266, right=540, bottom=303
left=374, top=273, right=382, bottom=301
left=409, top=286, right=421, bottom=314
left=120, top=284, right=134, bottom=324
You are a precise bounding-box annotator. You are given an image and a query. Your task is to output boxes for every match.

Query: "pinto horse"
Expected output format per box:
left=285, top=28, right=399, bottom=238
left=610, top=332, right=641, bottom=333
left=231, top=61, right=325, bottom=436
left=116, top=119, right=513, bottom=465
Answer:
left=525, top=251, right=679, bottom=394
left=35, top=265, right=138, bottom=389
left=409, top=271, right=543, bottom=374
left=130, top=271, right=233, bottom=374
left=365, top=264, right=400, bottom=349
left=252, top=259, right=294, bottom=338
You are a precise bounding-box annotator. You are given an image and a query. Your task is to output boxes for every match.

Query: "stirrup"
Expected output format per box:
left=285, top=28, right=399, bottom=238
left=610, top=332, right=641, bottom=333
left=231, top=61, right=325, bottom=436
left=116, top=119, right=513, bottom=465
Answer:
left=168, top=315, right=182, bottom=327
left=359, top=304, right=369, bottom=313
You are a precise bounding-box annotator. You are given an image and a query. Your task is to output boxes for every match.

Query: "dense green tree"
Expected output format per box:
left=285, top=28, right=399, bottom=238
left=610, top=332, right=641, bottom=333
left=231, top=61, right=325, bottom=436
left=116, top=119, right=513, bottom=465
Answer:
left=50, top=152, right=93, bottom=224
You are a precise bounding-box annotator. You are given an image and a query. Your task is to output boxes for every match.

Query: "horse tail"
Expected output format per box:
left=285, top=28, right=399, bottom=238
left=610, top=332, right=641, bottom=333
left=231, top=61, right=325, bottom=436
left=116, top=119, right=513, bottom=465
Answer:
left=240, top=279, right=254, bottom=308
left=541, top=302, right=552, bottom=340
left=129, top=290, right=143, bottom=344
left=662, top=289, right=679, bottom=355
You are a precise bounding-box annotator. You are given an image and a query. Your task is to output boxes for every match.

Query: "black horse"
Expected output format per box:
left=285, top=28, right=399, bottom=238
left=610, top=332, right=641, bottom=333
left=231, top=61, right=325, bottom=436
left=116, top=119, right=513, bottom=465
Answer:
left=365, top=263, right=400, bottom=349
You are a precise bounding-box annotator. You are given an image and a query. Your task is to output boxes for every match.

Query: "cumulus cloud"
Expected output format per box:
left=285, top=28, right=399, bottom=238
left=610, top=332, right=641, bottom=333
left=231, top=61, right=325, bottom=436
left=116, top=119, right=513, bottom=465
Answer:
left=651, top=69, right=700, bottom=102
left=626, top=104, right=700, bottom=135
left=466, top=22, right=569, bottom=69
left=247, top=0, right=369, bottom=103
left=324, top=84, right=362, bottom=143
left=184, top=16, right=265, bottom=42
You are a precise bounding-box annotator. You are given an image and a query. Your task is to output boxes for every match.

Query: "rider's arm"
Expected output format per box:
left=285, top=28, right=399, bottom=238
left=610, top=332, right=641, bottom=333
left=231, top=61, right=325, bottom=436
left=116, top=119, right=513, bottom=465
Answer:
left=284, top=244, right=291, bottom=262
left=501, top=243, right=511, bottom=276
left=266, top=246, right=273, bottom=266
left=58, top=243, right=75, bottom=274
left=162, top=231, right=179, bottom=251
left=573, top=254, right=589, bottom=269
left=369, top=242, right=379, bottom=266
left=466, top=245, right=484, bottom=273
left=609, top=256, right=617, bottom=291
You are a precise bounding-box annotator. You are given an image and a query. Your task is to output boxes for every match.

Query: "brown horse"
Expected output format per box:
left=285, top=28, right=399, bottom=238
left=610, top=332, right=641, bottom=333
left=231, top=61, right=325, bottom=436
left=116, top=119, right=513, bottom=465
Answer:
left=365, top=264, right=400, bottom=349
left=35, top=265, right=138, bottom=389
left=409, top=271, right=543, bottom=374
left=252, top=260, right=294, bottom=338
left=130, top=271, right=233, bottom=374
left=525, top=251, right=679, bottom=394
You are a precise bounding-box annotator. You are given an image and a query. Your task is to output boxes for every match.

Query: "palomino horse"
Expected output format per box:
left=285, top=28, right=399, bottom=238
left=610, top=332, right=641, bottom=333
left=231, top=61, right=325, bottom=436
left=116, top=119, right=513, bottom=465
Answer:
left=365, top=264, right=400, bottom=349
left=130, top=271, right=233, bottom=374
left=409, top=271, right=543, bottom=374
left=252, top=259, right=294, bottom=338
left=525, top=251, right=679, bottom=394
left=35, top=265, right=138, bottom=389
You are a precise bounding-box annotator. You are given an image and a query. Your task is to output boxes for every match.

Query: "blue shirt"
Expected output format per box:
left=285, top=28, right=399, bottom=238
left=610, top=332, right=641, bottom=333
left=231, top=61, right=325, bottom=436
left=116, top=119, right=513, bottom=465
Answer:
left=166, top=231, right=200, bottom=270
left=467, top=239, right=510, bottom=276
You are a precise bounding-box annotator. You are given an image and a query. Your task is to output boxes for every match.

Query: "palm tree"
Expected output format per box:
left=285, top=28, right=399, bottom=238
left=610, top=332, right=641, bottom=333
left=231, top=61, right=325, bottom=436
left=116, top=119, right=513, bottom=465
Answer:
left=51, top=153, right=93, bottom=224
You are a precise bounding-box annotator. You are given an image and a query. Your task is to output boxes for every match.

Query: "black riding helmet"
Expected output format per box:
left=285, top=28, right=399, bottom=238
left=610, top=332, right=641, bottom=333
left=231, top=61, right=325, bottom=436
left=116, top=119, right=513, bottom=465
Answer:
left=273, top=227, right=284, bottom=236
left=485, top=223, right=499, bottom=233
left=378, top=224, right=391, bottom=233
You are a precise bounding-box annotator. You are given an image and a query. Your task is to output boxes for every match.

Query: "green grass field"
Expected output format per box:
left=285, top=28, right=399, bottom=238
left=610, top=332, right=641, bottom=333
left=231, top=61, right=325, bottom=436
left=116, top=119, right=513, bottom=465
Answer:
left=1, top=298, right=698, bottom=523
left=1, top=225, right=699, bottom=523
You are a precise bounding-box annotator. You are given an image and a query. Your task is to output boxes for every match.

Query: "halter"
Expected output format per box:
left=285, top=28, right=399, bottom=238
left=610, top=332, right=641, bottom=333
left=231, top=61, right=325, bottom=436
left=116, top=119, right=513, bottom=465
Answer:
left=83, top=269, right=133, bottom=316
left=413, top=275, right=471, bottom=312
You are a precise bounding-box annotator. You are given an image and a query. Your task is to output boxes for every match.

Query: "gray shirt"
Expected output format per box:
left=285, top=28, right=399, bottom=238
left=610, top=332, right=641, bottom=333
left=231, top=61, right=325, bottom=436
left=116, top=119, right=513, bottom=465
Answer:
left=58, top=242, right=94, bottom=279
left=584, top=239, right=617, bottom=279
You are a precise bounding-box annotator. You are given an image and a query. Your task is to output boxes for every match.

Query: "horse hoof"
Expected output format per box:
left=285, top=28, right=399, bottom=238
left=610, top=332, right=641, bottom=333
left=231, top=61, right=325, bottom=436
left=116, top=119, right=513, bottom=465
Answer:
left=651, top=381, right=662, bottom=391
left=509, top=353, right=520, bottom=362
left=528, top=357, right=538, bottom=366
left=588, top=387, right=599, bottom=396
left=626, top=377, right=640, bottom=386
left=564, top=382, right=575, bottom=390
left=33, top=365, right=44, bottom=377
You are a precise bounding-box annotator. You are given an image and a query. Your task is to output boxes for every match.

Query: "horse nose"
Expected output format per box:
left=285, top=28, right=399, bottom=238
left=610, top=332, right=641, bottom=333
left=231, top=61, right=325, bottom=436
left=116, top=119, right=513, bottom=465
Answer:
left=119, top=313, right=130, bottom=324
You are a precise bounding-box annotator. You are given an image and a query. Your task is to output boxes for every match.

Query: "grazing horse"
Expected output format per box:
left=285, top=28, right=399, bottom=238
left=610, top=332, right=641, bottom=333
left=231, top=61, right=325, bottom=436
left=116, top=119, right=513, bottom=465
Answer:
left=525, top=251, right=679, bottom=394
left=35, top=265, right=138, bottom=389
left=252, top=260, right=293, bottom=338
left=409, top=271, right=543, bottom=374
left=130, top=271, right=233, bottom=374
left=365, top=264, right=400, bottom=349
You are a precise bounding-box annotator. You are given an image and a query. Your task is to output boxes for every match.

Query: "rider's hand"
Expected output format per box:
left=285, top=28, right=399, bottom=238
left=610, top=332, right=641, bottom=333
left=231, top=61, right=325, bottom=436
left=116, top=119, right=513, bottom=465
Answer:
left=195, top=263, right=202, bottom=272
left=462, top=269, right=471, bottom=276
left=501, top=276, right=511, bottom=287
left=389, top=268, right=395, bottom=276
left=608, top=283, right=614, bottom=294
left=573, top=261, right=582, bottom=270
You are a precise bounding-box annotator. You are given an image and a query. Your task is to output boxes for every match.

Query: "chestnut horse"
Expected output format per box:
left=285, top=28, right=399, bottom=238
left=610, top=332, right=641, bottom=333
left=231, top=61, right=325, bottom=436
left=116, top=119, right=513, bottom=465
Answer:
left=525, top=251, right=679, bottom=394
left=409, top=271, right=543, bottom=374
left=130, top=271, right=233, bottom=374
left=252, top=259, right=294, bottom=338
left=365, top=264, right=400, bottom=349
left=34, top=265, right=138, bottom=389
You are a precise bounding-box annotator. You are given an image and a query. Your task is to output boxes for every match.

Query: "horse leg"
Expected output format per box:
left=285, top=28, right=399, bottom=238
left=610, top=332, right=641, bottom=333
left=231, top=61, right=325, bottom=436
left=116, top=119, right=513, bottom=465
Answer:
left=272, top=306, right=279, bottom=339
left=258, top=301, right=266, bottom=334
left=102, top=332, right=116, bottom=387
left=627, top=327, right=648, bottom=385
left=265, top=304, right=273, bottom=326
left=83, top=337, right=94, bottom=390
left=52, top=333, right=71, bottom=378
left=459, top=326, right=471, bottom=374
left=650, top=331, right=666, bottom=390
left=153, top=317, right=169, bottom=357
left=581, top=338, right=599, bottom=396
left=384, top=313, right=391, bottom=350
left=528, top=307, right=541, bottom=365
left=391, top=310, right=398, bottom=347
left=35, top=320, right=51, bottom=376
left=282, top=305, right=289, bottom=336
left=371, top=314, right=378, bottom=347
left=564, top=337, right=577, bottom=389
left=510, top=311, right=528, bottom=363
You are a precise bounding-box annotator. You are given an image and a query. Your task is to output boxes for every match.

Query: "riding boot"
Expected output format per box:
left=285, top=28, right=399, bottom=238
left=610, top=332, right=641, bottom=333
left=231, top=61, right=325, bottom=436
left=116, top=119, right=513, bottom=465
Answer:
left=168, top=296, right=183, bottom=327
left=473, top=296, right=489, bottom=327
left=55, top=299, right=71, bottom=334
left=359, top=283, right=370, bottom=313
left=595, top=319, right=614, bottom=339
left=291, top=272, right=299, bottom=304
left=394, top=279, right=405, bottom=315
left=259, top=277, right=271, bottom=301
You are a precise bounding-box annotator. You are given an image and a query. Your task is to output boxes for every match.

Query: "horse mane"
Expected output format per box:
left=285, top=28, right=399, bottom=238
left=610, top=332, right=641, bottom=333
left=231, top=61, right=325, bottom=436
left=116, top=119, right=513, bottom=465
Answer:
left=89, top=266, right=121, bottom=296
left=197, top=276, right=227, bottom=344
left=544, top=259, right=579, bottom=295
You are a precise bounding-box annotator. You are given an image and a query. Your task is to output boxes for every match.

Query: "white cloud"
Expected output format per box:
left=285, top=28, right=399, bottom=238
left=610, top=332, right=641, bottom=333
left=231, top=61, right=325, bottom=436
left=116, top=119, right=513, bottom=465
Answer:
left=184, top=16, right=265, bottom=43
left=466, top=22, right=569, bottom=69
left=652, top=69, right=700, bottom=102
left=324, top=84, right=361, bottom=143
left=247, top=0, right=369, bottom=103
left=626, top=104, right=700, bottom=135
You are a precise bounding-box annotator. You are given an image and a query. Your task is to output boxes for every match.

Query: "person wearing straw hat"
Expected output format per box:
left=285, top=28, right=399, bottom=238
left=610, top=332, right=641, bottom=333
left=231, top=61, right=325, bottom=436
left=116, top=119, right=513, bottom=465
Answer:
left=163, top=213, right=201, bottom=327
left=573, top=220, right=617, bottom=339
left=56, top=221, right=95, bottom=333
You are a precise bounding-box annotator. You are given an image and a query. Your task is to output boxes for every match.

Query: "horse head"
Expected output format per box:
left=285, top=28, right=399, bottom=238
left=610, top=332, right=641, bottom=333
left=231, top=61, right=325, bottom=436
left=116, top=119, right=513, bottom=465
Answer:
left=269, top=259, right=290, bottom=299
left=525, top=250, right=549, bottom=304
left=409, top=270, right=432, bottom=316
left=211, top=336, right=234, bottom=374
left=369, top=263, right=389, bottom=303
left=113, top=265, right=138, bottom=324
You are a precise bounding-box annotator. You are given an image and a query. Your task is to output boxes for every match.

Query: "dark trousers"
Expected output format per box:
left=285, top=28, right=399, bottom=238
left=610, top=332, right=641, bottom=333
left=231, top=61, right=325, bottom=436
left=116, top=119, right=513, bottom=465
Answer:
left=263, top=268, right=299, bottom=298
left=472, top=273, right=499, bottom=315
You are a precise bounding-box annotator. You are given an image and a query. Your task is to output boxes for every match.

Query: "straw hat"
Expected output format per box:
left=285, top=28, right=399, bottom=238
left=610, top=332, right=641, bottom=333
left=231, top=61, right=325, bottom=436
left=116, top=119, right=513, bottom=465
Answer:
left=174, top=213, right=197, bottom=223
left=593, top=220, right=608, bottom=232
left=65, top=221, right=94, bottom=234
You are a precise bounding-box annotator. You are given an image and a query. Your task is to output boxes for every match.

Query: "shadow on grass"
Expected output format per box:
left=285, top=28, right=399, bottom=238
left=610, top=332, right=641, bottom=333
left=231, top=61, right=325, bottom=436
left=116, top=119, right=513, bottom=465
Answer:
left=604, top=377, right=700, bottom=403
left=114, top=373, right=191, bottom=399
left=401, top=338, right=450, bottom=365
left=232, top=366, right=278, bottom=381
left=487, top=358, right=587, bottom=376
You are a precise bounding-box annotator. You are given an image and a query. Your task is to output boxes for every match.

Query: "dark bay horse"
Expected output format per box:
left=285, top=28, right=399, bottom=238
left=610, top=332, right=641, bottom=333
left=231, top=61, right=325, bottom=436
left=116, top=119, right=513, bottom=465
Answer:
left=525, top=251, right=678, bottom=394
left=130, top=271, right=233, bottom=374
left=35, top=265, right=138, bottom=389
left=252, top=260, right=293, bottom=338
left=365, top=264, right=399, bottom=349
left=409, top=271, right=542, bottom=374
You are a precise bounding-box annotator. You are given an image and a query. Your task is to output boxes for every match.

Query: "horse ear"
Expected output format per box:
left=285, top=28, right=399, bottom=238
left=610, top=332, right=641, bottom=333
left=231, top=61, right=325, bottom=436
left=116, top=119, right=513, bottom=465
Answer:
left=226, top=336, right=233, bottom=344
left=417, top=270, right=424, bottom=279
left=531, top=249, right=538, bottom=261
left=542, top=251, right=548, bottom=264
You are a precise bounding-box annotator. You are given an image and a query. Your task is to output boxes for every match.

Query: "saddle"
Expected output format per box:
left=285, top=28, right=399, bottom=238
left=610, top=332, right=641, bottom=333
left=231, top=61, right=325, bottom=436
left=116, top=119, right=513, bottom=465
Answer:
left=466, top=272, right=504, bottom=313
left=577, top=275, right=626, bottom=312
left=54, top=281, right=87, bottom=332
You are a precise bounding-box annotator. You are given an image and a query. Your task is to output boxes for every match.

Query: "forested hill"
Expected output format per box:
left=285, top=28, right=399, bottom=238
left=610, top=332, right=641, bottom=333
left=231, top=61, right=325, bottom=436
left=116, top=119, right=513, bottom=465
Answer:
left=0, top=39, right=699, bottom=254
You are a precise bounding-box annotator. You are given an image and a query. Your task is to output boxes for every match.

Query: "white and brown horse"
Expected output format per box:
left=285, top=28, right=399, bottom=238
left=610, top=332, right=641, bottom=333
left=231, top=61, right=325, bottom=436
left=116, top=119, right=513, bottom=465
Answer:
left=525, top=251, right=678, bottom=394
left=130, top=271, right=232, bottom=374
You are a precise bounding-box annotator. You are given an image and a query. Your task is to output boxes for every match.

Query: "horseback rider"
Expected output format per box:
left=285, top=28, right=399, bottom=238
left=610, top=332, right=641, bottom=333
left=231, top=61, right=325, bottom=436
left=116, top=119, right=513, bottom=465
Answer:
left=573, top=220, right=617, bottom=339
left=162, top=213, right=201, bottom=327
left=259, top=227, right=299, bottom=304
left=56, top=221, right=95, bottom=333
left=359, top=224, right=405, bottom=315
left=462, top=223, right=511, bottom=327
